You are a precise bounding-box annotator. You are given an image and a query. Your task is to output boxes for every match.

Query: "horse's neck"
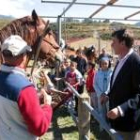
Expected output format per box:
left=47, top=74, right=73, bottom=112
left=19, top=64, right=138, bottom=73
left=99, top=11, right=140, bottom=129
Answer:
left=0, top=18, right=38, bottom=47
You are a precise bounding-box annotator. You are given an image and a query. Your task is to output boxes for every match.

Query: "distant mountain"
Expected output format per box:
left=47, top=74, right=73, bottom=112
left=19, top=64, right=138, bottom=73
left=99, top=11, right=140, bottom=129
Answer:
left=135, top=22, right=140, bottom=27
left=0, top=14, right=14, bottom=19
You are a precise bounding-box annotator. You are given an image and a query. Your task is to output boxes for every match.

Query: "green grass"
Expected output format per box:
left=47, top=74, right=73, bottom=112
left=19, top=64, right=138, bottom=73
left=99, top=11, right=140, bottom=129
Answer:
left=40, top=106, right=111, bottom=140
left=40, top=106, right=78, bottom=140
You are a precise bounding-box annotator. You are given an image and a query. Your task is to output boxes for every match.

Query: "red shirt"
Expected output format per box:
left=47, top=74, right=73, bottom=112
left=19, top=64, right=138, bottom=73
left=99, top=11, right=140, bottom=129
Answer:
left=18, top=86, right=53, bottom=136
left=86, top=69, right=95, bottom=93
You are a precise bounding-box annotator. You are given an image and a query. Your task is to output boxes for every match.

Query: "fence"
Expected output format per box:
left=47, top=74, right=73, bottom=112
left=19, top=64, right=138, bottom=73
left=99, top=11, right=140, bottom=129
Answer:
left=65, top=82, right=123, bottom=140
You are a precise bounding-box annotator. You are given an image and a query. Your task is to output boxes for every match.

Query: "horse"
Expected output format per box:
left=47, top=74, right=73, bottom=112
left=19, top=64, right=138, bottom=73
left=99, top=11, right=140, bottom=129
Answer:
left=0, top=10, right=67, bottom=110
left=0, top=10, right=64, bottom=67
left=83, top=45, right=98, bottom=63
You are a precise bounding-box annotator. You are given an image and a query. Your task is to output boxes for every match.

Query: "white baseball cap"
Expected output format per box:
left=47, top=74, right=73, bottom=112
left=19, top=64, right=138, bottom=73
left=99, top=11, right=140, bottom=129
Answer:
left=1, top=35, right=32, bottom=56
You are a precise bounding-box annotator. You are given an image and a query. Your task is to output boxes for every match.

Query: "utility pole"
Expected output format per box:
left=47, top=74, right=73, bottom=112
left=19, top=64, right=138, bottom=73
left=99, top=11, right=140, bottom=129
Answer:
left=64, top=8, right=67, bottom=42
left=93, top=30, right=100, bottom=55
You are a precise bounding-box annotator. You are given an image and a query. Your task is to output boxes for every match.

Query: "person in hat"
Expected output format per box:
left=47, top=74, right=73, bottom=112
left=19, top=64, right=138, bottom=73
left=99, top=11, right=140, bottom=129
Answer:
left=0, top=35, right=52, bottom=140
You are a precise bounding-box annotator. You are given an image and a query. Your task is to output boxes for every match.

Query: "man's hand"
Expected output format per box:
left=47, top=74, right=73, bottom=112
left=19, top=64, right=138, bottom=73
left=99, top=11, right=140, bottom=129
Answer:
left=107, top=107, right=121, bottom=119
left=40, top=89, right=52, bottom=105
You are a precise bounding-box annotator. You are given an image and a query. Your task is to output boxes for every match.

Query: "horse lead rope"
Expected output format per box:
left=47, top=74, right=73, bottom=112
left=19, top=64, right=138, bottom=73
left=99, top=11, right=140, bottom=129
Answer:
left=30, top=20, right=50, bottom=75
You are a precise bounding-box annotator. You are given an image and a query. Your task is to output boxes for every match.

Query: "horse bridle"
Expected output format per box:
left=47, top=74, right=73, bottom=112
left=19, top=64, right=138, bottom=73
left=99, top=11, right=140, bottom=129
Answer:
left=31, top=21, right=60, bottom=75
left=31, top=21, right=50, bottom=75
left=43, top=38, right=58, bottom=49
left=42, top=31, right=59, bottom=49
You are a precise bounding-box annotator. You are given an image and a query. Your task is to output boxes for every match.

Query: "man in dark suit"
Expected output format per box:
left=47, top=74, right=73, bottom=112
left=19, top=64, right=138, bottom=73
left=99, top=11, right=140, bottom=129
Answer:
left=101, top=29, right=140, bottom=140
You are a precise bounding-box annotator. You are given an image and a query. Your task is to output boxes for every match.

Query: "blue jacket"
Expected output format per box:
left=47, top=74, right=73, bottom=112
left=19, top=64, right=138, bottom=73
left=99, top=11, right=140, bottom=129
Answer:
left=94, top=68, right=112, bottom=97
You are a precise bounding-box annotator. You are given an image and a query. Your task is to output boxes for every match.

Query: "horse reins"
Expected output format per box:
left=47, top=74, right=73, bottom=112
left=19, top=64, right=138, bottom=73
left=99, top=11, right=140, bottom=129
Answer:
left=30, top=20, right=50, bottom=75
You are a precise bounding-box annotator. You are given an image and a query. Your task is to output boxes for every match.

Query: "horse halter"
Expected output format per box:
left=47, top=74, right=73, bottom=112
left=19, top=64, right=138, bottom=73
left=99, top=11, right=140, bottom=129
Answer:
left=31, top=21, right=60, bottom=75
left=31, top=21, right=50, bottom=75
left=42, top=27, right=59, bottom=49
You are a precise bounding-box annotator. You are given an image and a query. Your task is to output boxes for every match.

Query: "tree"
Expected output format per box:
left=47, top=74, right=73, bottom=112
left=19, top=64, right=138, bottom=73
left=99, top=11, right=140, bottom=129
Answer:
left=103, top=19, right=110, bottom=23
left=65, top=17, right=73, bottom=23
left=82, top=18, right=93, bottom=24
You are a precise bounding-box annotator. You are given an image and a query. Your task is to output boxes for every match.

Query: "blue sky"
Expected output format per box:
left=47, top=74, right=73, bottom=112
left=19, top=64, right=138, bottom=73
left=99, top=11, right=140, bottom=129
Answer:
left=0, top=0, right=140, bottom=24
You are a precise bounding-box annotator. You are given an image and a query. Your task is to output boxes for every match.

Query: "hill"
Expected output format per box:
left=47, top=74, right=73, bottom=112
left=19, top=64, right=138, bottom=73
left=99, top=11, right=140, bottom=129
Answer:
left=0, top=14, right=14, bottom=19
left=0, top=19, right=12, bottom=29
left=0, top=15, right=14, bottom=29
left=135, top=22, right=140, bottom=27
left=0, top=18, right=140, bottom=46
left=60, top=21, right=140, bottom=41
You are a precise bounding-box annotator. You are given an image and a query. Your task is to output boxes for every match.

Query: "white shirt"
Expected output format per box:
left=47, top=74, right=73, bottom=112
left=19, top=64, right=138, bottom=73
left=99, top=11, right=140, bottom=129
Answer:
left=112, top=48, right=133, bottom=87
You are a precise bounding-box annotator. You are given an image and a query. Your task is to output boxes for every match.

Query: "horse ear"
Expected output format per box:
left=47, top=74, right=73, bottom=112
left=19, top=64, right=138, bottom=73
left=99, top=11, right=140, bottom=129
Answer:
left=32, top=9, right=39, bottom=24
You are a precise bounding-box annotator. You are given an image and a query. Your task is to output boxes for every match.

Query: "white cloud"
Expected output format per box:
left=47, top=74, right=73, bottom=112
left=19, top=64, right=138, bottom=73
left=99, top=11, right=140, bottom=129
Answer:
left=0, top=0, right=35, bottom=18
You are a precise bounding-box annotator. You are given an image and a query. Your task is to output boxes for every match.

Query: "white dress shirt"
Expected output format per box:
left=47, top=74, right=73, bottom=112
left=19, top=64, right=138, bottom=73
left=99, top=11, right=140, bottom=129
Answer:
left=112, top=48, right=134, bottom=87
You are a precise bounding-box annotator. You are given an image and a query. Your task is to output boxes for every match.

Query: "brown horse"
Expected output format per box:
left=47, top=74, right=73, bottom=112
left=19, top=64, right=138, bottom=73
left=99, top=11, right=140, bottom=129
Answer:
left=0, top=10, right=63, bottom=67
left=64, top=45, right=97, bottom=63
left=83, top=45, right=98, bottom=63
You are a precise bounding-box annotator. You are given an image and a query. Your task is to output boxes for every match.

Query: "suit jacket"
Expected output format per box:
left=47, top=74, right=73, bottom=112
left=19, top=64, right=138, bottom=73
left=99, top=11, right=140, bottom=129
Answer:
left=108, top=52, right=140, bottom=132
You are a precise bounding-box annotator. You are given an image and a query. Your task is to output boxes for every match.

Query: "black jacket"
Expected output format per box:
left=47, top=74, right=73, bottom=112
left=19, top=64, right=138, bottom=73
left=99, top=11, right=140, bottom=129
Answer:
left=108, top=52, right=140, bottom=132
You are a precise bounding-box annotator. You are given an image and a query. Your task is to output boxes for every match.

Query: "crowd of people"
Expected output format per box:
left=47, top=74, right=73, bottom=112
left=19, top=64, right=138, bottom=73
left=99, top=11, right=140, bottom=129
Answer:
left=0, top=28, right=140, bottom=140
left=47, top=29, right=140, bottom=140
left=51, top=44, right=113, bottom=118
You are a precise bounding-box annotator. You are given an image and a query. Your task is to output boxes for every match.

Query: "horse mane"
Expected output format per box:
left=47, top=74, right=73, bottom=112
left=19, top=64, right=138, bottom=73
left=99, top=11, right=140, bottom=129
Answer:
left=0, top=16, right=39, bottom=47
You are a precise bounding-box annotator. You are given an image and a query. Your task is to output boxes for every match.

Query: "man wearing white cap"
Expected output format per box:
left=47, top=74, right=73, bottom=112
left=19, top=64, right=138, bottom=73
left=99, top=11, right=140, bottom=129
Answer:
left=0, top=35, right=52, bottom=140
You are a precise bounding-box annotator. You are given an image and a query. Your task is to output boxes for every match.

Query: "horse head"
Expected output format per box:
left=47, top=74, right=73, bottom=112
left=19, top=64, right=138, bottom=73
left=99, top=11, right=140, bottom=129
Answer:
left=0, top=10, right=64, bottom=67
left=84, top=45, right=97, bottom=62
